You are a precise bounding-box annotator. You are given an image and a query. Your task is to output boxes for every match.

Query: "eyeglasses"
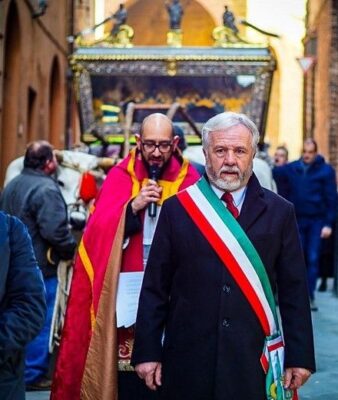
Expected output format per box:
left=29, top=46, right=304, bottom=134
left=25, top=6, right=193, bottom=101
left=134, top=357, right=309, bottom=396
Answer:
left=141, top=141, right=173, bottom=153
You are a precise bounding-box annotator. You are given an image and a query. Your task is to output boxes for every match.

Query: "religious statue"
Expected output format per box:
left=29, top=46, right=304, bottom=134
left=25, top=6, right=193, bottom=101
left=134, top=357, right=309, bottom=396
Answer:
left=111, top=3, right=128, bottom=37
left=212, top=4, right=247, bottom=46
left=74, top=3, right=133, bottom=48
left=223, top=5, right=239, bottom=34
left=166, top=0, right=184, bottom=30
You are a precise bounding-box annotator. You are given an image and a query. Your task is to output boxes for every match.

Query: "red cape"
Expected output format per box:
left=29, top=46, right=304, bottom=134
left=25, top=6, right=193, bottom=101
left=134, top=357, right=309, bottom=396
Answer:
left=51, top=150, right=199, bottom=399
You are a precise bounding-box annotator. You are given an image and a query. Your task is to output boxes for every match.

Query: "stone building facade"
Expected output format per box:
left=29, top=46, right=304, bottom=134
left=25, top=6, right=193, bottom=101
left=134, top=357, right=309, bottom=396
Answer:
left=0, top=0, right=310, bottom=183
left=0, top=0, right=72, bottom=183
left=0, top=0, right=96, bottom=183
left=304, top=0, right=338, bottom=171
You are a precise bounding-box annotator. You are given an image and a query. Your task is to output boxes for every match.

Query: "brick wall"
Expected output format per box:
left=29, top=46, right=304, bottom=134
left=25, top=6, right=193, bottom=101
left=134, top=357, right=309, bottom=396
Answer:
left=0, top=0, right=69, bottom=183
left=305, top=0, right=338, bottom=173
left=329, top=1, right=338, bottom=172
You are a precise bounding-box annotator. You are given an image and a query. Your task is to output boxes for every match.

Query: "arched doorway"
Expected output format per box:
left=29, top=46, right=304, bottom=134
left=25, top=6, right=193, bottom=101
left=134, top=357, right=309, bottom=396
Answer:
left=49, top=56, right=63, bottom=147
left=119, top=0, right=215, bottom=46
left=1, top=1, right=21, bottom=183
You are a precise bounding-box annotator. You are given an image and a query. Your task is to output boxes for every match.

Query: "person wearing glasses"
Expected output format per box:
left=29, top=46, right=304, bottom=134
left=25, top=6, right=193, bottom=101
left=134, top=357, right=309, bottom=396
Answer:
left=51, top=113, right=199, bottom=400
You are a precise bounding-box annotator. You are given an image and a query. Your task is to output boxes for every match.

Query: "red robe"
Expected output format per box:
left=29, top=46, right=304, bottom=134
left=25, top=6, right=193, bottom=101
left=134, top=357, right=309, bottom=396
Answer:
left=51, top=149, right=199, bottom=400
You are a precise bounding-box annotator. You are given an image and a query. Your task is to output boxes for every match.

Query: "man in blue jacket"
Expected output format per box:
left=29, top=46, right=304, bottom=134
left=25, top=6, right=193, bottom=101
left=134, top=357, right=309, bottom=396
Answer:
left=273, top=138, right=337, bottom=310
left=0, top=211, right=46, bottom=399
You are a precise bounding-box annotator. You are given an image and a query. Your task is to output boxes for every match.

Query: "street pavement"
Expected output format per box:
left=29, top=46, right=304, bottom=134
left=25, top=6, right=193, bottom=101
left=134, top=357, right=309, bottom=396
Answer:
left=299, top=278, right=338, bottom=400
left=26, top=279, right=338, bottom=400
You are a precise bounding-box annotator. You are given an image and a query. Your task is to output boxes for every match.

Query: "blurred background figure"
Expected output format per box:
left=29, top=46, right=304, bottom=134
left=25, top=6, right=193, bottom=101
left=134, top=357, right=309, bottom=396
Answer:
left=223, top=5, right=239, bottom=35
left=0, top=211, right=46, bottom=399
left=274, top=145, right=289, bottom=166
left=174, top=125, right=205, bottom=175
left=0, top=140, right=76, bottom=391
left=318, top=225, right=336, bottom=292
left=273, top=138, right=337, bottom=311
left=253, top=156, right=277, bottom=192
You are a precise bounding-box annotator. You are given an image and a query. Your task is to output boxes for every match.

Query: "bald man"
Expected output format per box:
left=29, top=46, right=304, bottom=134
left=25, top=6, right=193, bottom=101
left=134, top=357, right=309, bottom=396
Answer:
left=51, top=114, right=200, bottom=400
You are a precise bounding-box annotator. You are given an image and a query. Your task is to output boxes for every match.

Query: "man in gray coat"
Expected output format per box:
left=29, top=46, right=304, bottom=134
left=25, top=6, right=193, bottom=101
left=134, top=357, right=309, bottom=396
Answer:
left=0, top=141, right=76, bottom=390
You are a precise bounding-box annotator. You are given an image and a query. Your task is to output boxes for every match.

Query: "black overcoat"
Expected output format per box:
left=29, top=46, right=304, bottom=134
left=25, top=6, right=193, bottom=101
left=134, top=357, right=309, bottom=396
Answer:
left=132, top=175, right=316, bottom=400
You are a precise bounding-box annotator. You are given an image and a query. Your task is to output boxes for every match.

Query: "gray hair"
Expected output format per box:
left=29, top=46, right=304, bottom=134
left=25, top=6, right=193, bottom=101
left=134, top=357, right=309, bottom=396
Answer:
left=201, top=112, right=260, bottom=151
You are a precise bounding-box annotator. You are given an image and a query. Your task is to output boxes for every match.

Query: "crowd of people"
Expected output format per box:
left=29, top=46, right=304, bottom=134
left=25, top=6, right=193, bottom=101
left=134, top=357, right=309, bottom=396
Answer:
left=2, top=110, right=338, bottom=399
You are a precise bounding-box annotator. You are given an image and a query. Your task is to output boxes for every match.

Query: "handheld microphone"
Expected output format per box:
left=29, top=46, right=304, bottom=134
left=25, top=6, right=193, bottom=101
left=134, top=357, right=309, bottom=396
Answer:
left=148, top=165, right=160, bottom=218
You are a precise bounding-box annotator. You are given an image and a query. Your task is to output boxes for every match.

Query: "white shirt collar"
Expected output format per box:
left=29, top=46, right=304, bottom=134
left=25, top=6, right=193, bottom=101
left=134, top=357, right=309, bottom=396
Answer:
left=210, top=184, right=247, bottom=213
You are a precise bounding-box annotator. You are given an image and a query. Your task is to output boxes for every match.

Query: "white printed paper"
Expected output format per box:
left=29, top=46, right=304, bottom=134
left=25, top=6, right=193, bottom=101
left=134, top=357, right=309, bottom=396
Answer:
left=116, top=271, right=144, bottom=328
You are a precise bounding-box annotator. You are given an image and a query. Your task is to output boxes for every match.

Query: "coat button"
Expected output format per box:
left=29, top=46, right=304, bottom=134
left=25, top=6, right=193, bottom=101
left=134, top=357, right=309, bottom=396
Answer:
left=222, top=318, right=230, bottom=327
left=223, top=284, right=231, bottom=293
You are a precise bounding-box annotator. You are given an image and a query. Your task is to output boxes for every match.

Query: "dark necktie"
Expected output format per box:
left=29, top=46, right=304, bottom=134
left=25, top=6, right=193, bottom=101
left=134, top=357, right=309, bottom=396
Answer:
left=221, top=192, right=239, bottom=219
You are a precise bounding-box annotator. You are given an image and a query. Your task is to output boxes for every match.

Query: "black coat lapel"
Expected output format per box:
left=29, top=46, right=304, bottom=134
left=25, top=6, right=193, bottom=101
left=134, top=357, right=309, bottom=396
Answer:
left=238, top=174, right=267, bottom=232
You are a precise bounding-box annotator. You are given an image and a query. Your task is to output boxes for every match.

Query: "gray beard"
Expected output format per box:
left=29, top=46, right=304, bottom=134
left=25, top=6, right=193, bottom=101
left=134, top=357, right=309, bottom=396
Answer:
left=205, top=163, right=252, bottom=192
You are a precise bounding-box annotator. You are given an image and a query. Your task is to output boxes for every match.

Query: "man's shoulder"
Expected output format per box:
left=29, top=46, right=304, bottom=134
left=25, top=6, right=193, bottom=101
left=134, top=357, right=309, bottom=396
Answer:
left=285, top=159, right=302, bottom=170
left=273, top=160, right=299, bottom=173
left=323, top=160, right=336, bottom=174
left=0, top=211, right=25, bottom=237
left=3, top=171, right=24, bottom=187
left=0, top=211, right=8, bottom=230
left=7, top=168, right=55, bottom=185
left=161, top=189, right=187, bottom=213
left=260, top=186, right=293, bottom=209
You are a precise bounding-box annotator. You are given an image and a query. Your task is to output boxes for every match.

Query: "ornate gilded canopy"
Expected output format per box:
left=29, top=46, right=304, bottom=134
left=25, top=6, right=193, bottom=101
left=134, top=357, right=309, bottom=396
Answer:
left=71, top=45, right=276, bottom=148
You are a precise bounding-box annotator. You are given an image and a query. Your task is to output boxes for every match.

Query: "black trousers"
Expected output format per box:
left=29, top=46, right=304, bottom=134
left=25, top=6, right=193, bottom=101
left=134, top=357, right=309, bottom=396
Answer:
left=118, top=371, right=160, bottom=400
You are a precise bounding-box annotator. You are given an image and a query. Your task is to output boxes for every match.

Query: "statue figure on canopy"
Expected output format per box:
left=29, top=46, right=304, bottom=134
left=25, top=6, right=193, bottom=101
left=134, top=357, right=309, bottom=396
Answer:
left=166, top=0, right=184, bottom=30
left=212, top=4, right=247, bottom=46
left=111, top=3, right=128, bottom=37
left=223, top=5, right=239, bottom=35
left=74, top=2, right=133, bottom=47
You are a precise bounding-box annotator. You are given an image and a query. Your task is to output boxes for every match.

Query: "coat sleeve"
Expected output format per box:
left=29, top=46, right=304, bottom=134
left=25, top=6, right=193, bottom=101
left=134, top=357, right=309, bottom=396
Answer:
left=323, top=165, right=337, bottom=227
left=34, top=185, right=76, bottom=261
left=272, top=165, right=290, bottom=199
left=124, top=201, right=143, bottom=238
left=0, top=216, right=47, bottom=365
left=131, top=202, right=174, bottom=365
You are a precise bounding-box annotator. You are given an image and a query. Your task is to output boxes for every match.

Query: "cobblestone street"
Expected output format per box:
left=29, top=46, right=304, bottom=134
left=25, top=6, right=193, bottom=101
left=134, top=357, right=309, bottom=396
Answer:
left=27, top=280, right=338, bottom=400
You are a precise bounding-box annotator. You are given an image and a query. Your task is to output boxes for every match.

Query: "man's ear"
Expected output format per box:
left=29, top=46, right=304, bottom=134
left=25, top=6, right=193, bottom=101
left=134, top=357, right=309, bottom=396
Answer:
left=43, top=159, right=52, bottom=174
left=172, top=135, right=180, bottom=151
left=135, top=134, right=142, bottom=151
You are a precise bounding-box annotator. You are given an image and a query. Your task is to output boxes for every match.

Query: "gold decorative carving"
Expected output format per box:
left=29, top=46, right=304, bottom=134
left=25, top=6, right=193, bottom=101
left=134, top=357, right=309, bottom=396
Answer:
left=166, top=58, right=177, bottom=76
left=167, top=29, right=183, bottom=47
left=75, top=25, right=134, bottom=48
left=212, top=26, right=249, bottom=47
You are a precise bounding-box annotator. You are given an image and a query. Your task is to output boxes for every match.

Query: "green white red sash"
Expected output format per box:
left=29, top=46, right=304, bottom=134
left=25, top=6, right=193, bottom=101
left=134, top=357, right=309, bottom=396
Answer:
left=177, top=177, right=297, bottom=400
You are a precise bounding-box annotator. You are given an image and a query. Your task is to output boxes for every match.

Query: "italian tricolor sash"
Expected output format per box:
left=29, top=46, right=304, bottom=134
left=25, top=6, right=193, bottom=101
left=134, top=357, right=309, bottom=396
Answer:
left=177, top=177, right=297, bottom=400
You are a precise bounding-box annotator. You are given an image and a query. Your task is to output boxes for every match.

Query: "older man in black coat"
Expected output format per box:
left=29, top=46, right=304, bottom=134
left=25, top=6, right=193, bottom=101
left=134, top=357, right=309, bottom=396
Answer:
left=132, top=112, right=315, bottom=400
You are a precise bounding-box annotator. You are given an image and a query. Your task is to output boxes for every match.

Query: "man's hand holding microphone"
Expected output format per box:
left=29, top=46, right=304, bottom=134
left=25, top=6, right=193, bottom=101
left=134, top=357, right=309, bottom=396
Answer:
left=131, top=166, right=162, bottom=217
